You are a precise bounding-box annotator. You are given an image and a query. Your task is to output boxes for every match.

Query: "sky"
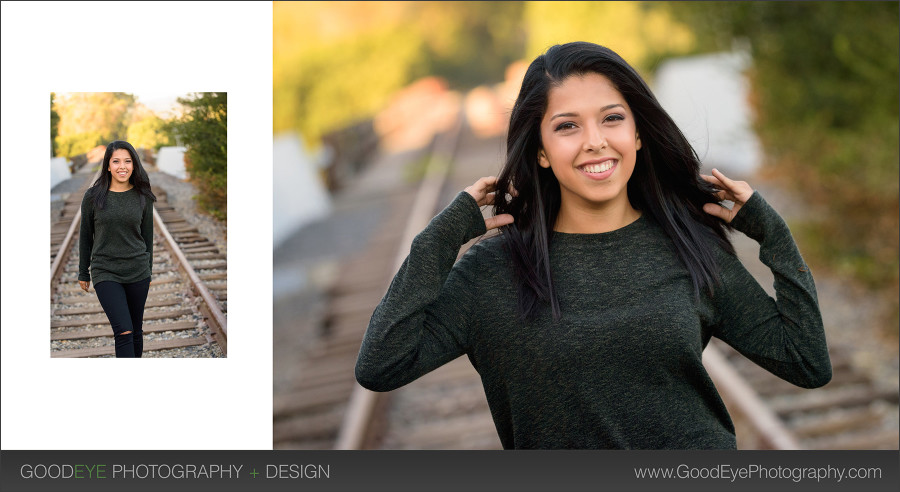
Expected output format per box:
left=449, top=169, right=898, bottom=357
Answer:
left=131, top=91, right=185, bottom=116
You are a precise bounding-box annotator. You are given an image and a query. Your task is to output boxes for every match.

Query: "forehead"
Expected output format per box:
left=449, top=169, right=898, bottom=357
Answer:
left=545, top=73, right=627, bottom=113
left=111, top=149, right=132, bottom=159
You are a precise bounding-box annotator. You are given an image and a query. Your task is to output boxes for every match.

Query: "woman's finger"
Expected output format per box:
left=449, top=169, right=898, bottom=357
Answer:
left=700, top=174, right=725, bottom=192
left=714, top=190, right=732, bottom=202
left=465, top=176, right=499, bottom=205
left=485, top=213, right=514, bottom=231
left=710, top=168, right=736, bottom=186
left=711, top=168, right=753, bottom=203
left=702, top=202, right=734, bottom=223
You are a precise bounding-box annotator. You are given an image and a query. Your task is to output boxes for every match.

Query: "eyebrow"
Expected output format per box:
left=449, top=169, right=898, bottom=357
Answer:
left=550, top=104, right=624, bottom=121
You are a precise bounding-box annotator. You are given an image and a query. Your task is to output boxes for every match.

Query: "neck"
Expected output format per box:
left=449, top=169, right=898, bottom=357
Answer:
left=553, top=198, right=641, bottom=234
left=109, top=182, right=133, bottom=192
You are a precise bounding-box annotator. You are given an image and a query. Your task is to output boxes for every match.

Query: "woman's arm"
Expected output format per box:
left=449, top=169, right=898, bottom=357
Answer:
left=703, top=169, right=832, bottom=388
left=77, top=192, right=94, bottom=291
left=141, top=198, right=154, bottom=275
left=355, top=177, right=512, bottom=392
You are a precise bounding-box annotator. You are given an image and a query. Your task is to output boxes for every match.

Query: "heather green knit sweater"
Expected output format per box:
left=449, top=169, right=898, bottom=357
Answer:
left=355, top=191, right=831, bottom=449
left=78, top=187, right=154, bottom=285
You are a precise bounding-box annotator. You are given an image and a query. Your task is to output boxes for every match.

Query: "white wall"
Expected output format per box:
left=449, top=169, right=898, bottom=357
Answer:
left=156, top=146, right=188, bottom=179
left=50, top=156, right=70, bottom=190
left=272, top=133, right=332, bottom=248
left=654, top=51, right=761, bottom=178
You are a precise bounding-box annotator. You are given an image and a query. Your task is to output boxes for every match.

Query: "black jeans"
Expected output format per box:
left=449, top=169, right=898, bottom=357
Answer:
left=94, top=277, right=151, bottom=358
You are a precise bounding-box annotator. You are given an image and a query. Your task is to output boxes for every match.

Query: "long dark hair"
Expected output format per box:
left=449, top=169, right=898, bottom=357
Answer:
left=494, top=42, right=735, bottom=320
left=88, top=140, right=156, bottom=210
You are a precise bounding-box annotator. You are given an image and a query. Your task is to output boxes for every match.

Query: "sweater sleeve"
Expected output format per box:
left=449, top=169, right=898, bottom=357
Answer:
left=77, top=192, right=94, bottom=282
left=142, top=198, right=154, bottom=275
left=711, top=191, right=832, bottom=388
left=355, top=192, right=488, bottom=392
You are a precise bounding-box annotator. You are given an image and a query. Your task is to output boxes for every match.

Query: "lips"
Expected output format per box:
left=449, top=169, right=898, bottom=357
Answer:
left=577, top=159, right=617, bottom=180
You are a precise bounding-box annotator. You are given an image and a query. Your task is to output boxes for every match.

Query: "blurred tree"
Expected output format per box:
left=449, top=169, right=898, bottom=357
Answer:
left=668, top=1, right=900, bottom=332
left=168, top=92, right=227, bottom=221
left=523, top=1, right=695, bottom=73
left=127, top=109, right=175, bottom=151
left=274, top=1, right=525, bottom=145
left=54, top=92, right=136, bottom=158
left=56, top=92, right=135, bottom=157
left=274, top=1, right=695, bottom=146
left=414, top=2, right=526, bottom=88
left=50, top=92, right=60, bottom=157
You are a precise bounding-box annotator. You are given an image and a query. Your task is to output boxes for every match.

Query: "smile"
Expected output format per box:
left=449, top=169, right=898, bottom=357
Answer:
left=577, top=159, right=617, bottom=180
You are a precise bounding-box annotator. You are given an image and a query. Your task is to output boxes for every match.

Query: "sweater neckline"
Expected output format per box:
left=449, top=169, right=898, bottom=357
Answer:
left=108, top=186, right=135, bottom=194
left=550, top=213, right=648, bottom=244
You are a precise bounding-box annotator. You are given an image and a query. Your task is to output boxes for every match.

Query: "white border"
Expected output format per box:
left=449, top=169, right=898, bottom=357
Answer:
left=1, top=1, right=273, bottom=450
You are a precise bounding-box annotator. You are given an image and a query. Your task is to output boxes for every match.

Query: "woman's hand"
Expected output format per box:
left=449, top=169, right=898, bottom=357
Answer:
left=79, top=280, right=90, bottom=292
left=464, top=176, right=515, bottom=231
left=701, top=168, right=754, bottom=224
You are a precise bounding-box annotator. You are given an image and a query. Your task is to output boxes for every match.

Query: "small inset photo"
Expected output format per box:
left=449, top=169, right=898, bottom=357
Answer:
left=50, top=92, right=227, bottom=358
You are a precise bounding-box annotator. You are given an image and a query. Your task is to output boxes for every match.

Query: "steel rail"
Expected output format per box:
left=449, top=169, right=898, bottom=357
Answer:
left=153, top=207, right=228, bottom=355
left=335, top=110, right=465, bottom=450
left=703, top=344, right=801, bottom=449
left=50, top=169, right=101, bottom=296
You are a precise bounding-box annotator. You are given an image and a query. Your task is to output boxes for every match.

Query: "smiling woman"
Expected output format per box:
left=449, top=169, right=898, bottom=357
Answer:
left=78, top=141, right=157, bottom=358
left=355, top=42, right=832, bottom=449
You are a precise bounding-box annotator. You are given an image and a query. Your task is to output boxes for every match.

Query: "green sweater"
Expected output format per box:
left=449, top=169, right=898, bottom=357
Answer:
left=78, top=187, right=154, bottom=285
left=355, top=191, right=831, bottom=449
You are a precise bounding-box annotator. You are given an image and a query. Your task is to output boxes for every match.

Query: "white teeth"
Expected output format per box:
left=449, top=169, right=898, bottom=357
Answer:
left=582, top=161, right=615, bottom=173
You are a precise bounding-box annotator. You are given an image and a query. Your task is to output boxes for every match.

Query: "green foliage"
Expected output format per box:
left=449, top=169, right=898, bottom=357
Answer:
left=168, top=92, right=227, bottom=221
left=56, top=131, right=105, bottom=160
left=127, top=114, right=175, bottom=151
left=50, top=93, right=60, bottom=157
left=668, top=2, right=900, bottom=332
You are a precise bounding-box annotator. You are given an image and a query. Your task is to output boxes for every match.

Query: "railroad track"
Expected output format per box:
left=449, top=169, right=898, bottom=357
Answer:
left=711, top=340, right=899, bottom=450
left=50, top=173, right=227, bottom=358
left=273, top=113, right=898, bottom=450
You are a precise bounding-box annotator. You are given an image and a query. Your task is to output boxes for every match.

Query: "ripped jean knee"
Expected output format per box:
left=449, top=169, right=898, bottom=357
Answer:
left=114, top=331, right=135, bottom=358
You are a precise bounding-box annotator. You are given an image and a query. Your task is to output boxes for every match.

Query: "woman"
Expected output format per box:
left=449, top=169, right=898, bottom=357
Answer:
left=355, top=42, right=831, bottom=449
left=78, top=140, right=156, bottom=358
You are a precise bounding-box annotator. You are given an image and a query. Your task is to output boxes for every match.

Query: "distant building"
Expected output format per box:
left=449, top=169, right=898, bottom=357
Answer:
left=157, top=146, right=188, bottom=180
left=654, top=51, right=761, bottom=177
left=273, top=133, right=332, bottom=248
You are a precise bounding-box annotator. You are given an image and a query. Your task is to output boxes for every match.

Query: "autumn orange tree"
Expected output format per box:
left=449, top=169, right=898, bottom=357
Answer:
left=53, top=92, right=135, bottom=158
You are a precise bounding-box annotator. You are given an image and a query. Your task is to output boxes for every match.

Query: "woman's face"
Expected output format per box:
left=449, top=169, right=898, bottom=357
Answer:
left=108, top=149, right=134, bottom=187
left=538, top=72, right=641, bottom=215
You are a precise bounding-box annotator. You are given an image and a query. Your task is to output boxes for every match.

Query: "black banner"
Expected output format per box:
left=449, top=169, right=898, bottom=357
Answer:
left=1, top=450, right=898, bottom=491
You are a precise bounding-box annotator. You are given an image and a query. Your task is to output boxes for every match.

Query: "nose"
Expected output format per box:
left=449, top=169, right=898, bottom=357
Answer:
left=583, top=123, right=607, bottom=152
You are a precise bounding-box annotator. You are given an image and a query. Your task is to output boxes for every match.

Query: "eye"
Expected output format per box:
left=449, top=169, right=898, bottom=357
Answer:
left=554, top=121, right=577, bottom=132
left=604, top=114, right=625, bottom=123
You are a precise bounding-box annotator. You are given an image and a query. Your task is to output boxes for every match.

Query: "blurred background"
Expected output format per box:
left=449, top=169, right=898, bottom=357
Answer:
left=273, top=2, right=898, bottom=450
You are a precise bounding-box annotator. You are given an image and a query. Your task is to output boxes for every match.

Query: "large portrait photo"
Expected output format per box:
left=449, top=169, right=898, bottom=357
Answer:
left=272, top=1, right=898, bottom=451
